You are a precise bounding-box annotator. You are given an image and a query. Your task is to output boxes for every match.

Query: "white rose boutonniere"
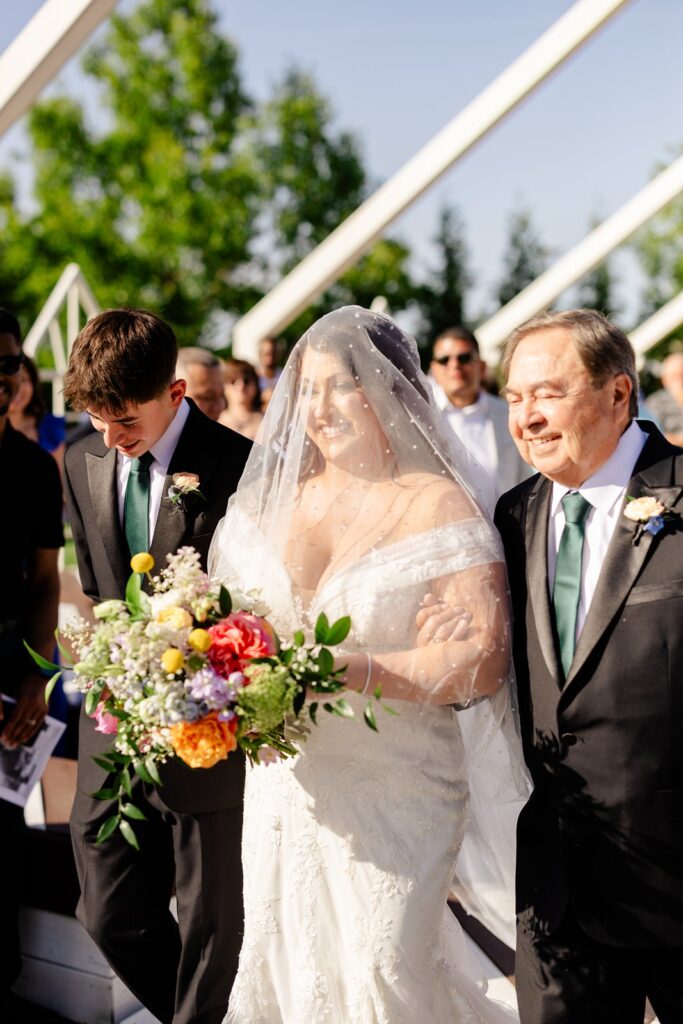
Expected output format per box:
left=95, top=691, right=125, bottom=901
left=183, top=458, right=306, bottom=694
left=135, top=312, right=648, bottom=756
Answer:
left=167, top=472, right=204, bottom=510
left=624, top=495, right=679, bottom=545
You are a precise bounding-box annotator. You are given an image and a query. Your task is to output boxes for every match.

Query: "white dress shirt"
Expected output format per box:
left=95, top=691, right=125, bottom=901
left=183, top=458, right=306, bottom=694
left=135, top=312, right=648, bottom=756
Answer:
left=547, top=420, right=648, bottom=642
left=116, top=399, right=191, bottom=542
left=429, top=378, right=498, bottom=513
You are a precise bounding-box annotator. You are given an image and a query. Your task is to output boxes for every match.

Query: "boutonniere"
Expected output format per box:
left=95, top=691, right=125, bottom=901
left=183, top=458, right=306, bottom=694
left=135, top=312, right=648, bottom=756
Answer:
left=167, top=472, right=204, bottom=510
left=623, top=495, right=679, bottom=545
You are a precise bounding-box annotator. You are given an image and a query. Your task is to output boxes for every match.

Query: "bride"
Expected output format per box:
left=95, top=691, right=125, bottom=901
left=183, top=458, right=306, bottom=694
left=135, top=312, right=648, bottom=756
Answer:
left=209, top=307, right=529, bottom=1023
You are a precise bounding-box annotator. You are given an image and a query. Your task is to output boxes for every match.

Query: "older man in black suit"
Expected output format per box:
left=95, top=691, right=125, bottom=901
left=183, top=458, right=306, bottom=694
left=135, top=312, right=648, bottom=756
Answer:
left=63, top=309, right=251, bottom=1024
left=495, top=309, right=683, bottom=1024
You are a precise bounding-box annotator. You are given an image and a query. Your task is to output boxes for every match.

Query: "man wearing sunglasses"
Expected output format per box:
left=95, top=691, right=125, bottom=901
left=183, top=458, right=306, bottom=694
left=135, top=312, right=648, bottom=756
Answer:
left=0, top=309, right=64, bottom=1024
left=430, top=325, right=532, bottom=501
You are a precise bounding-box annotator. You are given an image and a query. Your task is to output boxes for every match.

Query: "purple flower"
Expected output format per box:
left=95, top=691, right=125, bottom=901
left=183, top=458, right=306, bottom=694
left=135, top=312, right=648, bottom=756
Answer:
left=186, top=666, right=233, bottom=706
left=644, top=515, right=665, bottom=536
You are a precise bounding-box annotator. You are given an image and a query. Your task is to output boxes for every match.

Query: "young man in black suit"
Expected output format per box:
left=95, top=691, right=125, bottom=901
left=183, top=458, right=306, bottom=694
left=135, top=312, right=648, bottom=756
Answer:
left=63, top=309, right=252, bottom=1024
left=495, top=309, right=683, bottom=1024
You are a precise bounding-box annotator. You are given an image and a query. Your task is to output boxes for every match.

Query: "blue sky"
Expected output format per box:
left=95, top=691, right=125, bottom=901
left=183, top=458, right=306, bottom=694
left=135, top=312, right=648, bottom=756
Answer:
left=2, top=0, right=682, bottom=326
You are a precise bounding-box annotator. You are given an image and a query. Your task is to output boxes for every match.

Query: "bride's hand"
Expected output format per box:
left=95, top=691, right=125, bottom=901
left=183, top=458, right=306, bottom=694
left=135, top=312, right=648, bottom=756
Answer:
left=415, top=593, right=473, bottom=646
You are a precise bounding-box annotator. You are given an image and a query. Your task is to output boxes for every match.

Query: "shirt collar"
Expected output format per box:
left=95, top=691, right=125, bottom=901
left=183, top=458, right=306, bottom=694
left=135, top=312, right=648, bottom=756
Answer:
left=150, top=398, right=190, bottom=470
left=550, top=419, right=648, bottom=517
left=429, top=375, right=486, bottom=416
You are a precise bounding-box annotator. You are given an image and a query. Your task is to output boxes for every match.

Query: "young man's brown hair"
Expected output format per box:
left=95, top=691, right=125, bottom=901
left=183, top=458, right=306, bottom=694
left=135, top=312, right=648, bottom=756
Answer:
left=63, top=308, right=178, bottom=413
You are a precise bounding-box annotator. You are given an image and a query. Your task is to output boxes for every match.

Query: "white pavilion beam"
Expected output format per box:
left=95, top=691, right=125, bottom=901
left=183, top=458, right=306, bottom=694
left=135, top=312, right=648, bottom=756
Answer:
left=233, top=0, right=632, bottom=358
left=0, top=0, right=117, bottom=140
left=476, top=154, right=683, bottom=362
left=629, top=292, right=683, bottom=357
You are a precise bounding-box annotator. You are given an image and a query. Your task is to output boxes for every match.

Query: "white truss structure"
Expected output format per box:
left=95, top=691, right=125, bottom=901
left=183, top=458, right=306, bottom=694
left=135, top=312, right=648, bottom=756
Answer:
left=23, top=263, right=99, bottom=414
left=630, top=292, right=683, bottom=358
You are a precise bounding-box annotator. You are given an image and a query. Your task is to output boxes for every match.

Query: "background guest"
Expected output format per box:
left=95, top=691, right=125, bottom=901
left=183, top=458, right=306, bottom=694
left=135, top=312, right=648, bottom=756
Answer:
left=430, top=325, right=532, bottom=501
left=220, top=358, right=263, bottom=440
left=645, top=351, right=683, bottom=445
left=256, top=336, right=282, bottom=406
left=176, top=346, right=226, bottom=421
left=0, top=308, right=63, bottom=1024
left=9, top=353, right=66, bottom=474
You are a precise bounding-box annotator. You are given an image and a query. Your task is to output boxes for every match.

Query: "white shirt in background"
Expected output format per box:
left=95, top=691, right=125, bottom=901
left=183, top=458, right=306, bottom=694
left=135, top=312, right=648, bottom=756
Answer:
left=116, top=398, right=191, bottom=541
left=548, top=420, right=648, bottom=643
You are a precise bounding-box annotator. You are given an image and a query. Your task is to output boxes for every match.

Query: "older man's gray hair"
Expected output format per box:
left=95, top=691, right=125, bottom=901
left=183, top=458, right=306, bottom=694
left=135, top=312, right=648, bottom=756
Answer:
left=176, top=346, right=222, bottom=375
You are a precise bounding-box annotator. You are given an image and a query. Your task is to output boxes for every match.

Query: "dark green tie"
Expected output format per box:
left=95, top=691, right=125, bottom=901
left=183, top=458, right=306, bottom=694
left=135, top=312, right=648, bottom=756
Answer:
left=553, top=492, right=592, bottom=679
left=124, top=451, right=154, bottom=558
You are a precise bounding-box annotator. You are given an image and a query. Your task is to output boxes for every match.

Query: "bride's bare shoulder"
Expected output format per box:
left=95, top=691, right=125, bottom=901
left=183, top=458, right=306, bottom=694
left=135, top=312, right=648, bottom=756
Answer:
left=395, top=472, right=478, bottom=526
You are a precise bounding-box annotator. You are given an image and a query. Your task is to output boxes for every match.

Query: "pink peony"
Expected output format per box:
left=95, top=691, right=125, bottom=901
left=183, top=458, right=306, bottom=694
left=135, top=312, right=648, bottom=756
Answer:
left=208, top=612, right=277, bottom=679
left=92, top=702, right=118, bottom=735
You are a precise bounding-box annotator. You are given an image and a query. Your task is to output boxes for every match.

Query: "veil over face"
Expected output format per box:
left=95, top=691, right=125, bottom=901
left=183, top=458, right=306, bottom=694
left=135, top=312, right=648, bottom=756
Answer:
left=209, top=306, right=530, bottom=945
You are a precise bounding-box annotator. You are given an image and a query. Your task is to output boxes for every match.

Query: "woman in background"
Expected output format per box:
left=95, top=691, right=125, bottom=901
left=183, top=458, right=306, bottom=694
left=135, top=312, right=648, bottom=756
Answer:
left=219, top=359, right=264, bottom=440
left=9, top=355, right=65, bottom=474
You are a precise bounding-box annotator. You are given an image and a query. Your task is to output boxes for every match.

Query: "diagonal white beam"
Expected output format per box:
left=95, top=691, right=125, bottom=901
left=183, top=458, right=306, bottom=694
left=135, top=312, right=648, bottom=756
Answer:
left=233, top=0, right=633, bottom=357
left=477, top=153, right=683, bottom=362
left=0, top=0, right=117, bottom=140
left=629, top=292, right=683, bottom=357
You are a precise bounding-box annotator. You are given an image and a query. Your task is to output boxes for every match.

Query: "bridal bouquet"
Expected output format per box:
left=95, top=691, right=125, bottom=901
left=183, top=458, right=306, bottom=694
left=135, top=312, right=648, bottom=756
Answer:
left=29, top=546, right=377, bottom=849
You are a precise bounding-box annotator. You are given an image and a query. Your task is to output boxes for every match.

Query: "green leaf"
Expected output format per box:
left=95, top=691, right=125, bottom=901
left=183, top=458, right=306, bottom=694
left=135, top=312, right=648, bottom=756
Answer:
left=145, top=758, right=162, bottom=785
left=317, top=647, right=334, bottom=676
left=322, top=702, right=334, bottom=714
left=119, top=820, right=140, bottom=851
left=363, top=703, right=379, bottom=732
left=219, top=585, right=232, bottom=616
left=95, top=815, right=120, bottom=844
left=280, top=648, right=293, bottom=666
left=373, top=684, right=383, bottom=701
left=120, top=767, right=133, bottom=798
left=54, top=630, right=74, bottom=666
left=44, top=671, right=62, bottom=702
left=314, top=612, right=330, bottom=645
left=120, top=802, right=147, bottom=821
left=293, top=629, right=305, bottom=647
left=309, top=701, right=318, bottom=725
left=133, top=759, right=154, bottom=784
left=23, top=641, right=61, bottom=673
left=331, top=698, right=354, bottom=719
left=292, top=684, right=306, bottom=718
left=125, top=572, right=143, bottom=615
left=84, top=679, right=105, bottom=716
left=93, top=756, right=116, bottom=772
left=91, top=785, right=119, bottom=801
left=325, top=616, right=351, bottom=646
left=382, top=704, right=399, bottom=716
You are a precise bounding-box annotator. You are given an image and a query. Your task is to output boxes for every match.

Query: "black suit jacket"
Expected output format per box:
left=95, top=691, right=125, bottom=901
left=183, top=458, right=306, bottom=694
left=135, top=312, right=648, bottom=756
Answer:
left=64, top=400, right=252, bottom=813
left=495, top=422, right=683, bottom=948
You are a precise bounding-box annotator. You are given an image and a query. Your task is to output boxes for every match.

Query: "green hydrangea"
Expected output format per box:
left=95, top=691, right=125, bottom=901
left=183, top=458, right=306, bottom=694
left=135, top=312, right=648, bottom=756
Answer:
left=238, top=664, right=298, bottom=733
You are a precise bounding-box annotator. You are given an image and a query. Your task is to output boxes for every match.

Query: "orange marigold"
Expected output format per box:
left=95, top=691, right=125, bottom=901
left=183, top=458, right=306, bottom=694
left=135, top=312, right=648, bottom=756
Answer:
left=170, top=711, right=237, bottom=769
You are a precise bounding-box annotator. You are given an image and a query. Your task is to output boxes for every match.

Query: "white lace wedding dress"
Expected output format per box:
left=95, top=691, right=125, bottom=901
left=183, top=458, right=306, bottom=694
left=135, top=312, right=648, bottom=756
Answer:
left=222, top=512, right=518, bottom=1024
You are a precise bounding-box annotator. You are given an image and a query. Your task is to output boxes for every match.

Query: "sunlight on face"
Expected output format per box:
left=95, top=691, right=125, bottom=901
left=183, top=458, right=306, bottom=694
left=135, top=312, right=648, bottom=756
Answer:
left=504, top=328, right=631, bottom=487
left=88, top=381, right=185, bottom=457
left=299, top=348, right=389, bottom=473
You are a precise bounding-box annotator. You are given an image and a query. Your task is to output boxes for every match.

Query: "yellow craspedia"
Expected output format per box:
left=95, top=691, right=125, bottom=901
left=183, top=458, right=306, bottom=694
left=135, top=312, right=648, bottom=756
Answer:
left=188, top=628, right=212, bottom=653
left=130, top=552, right=155, bottom=574
left=161, top=648, right=185, bottom=674
left=156, top=606, right=193, bottom=630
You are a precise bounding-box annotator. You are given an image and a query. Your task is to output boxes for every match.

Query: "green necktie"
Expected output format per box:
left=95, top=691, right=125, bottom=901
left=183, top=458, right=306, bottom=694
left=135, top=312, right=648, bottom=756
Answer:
left=124, top=451, right=154, bottom=559
left=553, top=492, right=592, bottom=679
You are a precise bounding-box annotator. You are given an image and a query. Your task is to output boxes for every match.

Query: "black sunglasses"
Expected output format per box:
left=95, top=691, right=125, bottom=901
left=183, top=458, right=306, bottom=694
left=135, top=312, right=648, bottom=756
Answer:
left=0, top=353, right=24, bottom=376
left=433, top=352, right=475, bottom=367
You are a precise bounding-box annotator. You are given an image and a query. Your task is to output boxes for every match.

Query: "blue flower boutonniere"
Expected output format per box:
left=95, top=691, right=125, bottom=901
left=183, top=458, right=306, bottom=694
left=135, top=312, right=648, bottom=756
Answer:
left=167, top=472, right=204, bottom=511
left=623, top=495, right=679, bottom=545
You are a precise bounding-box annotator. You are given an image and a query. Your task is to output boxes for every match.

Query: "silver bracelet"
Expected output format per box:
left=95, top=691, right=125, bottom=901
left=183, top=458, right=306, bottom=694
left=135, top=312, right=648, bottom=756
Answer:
left=361, top=653, right=373, bottom=696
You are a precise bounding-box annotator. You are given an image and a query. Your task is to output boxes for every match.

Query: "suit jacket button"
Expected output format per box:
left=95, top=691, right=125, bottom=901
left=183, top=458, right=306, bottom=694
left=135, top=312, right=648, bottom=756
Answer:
left=560, top=732, right=577, bottom=747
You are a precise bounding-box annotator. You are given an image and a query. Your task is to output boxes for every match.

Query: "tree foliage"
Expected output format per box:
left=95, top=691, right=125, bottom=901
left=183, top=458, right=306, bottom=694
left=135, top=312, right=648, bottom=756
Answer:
left=414, top=205, right=472, bottom=345
left=0, top=0, right=414, bottom=344
left=495, top=207, right=546, bottom=309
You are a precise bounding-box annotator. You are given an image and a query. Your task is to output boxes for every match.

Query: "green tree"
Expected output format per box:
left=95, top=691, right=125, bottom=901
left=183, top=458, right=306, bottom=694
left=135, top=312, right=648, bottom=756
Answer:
left=0, top=0, right=416, bottom=345
left=577, top=262, right=620, bottom=320
left=495, top=207, right=546, bottom=309
left=414, top=204, right=472, bottom=345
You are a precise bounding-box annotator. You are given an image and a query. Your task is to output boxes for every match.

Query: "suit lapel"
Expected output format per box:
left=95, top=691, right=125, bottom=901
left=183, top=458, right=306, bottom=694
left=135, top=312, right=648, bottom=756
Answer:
left=563, top=430, right=683, bottom=694
left=525, top=475, right=563, bottom=685
left=85, top=448, right=130, bottom=590
left=148, top=406, right=215, bottom=571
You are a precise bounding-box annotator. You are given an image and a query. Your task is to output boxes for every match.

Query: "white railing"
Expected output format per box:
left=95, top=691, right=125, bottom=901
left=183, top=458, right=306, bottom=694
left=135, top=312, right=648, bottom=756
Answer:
left=23, top=263, right=99, bottom=415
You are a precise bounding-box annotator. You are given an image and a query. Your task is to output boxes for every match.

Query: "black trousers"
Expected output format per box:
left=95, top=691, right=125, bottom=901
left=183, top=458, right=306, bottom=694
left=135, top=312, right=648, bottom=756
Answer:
left=0, top=799, right=27, bottom=989
left=516, top=905, right=683, bottom=1024
left=70, top=782, right=243, bottom=1024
